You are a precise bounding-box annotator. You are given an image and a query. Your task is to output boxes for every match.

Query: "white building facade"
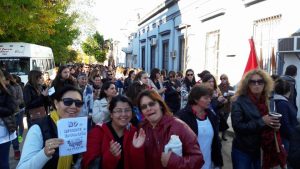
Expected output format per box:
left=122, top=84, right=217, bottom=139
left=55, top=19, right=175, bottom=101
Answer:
left=123, top=0, right=300, bottom=109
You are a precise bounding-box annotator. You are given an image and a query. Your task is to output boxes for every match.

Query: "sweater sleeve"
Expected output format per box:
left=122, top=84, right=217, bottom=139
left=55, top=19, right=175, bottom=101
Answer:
left=16, top=125, right=51, bottom=169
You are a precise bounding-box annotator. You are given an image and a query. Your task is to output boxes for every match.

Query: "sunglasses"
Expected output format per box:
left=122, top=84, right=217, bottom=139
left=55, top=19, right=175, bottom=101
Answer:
left=107, top=74, right=112, bottom=76
left=187, top=74, right=194, bottom=76
left=62, top=98, right=84, bottom=108
left=249, top=79, right=265, bottom=85
left=140, top=101, right=157, bottom=110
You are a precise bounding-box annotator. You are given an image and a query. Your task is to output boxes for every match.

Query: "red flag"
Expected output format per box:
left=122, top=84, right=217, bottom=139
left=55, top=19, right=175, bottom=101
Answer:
left=243, top=38, right=259, bottom=75
left=271, top=47, right=276, bottom=74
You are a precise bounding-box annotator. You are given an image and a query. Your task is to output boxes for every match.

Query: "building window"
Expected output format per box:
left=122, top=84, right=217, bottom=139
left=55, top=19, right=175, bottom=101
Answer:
left=162, top=40, right=169, bottom=71
left=141, top=46, right=145, bottom=70
left=205, top=30, right=220, bottom=76
left=178, top=36, right=185, bottom=72
left=150, top=45, right=156, bottom=70
left=253, top=14, right=281, bottom=73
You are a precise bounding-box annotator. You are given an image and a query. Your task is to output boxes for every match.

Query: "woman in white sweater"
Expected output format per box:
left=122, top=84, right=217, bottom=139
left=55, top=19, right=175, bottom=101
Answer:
left=92, top=81, right=117, bottom=124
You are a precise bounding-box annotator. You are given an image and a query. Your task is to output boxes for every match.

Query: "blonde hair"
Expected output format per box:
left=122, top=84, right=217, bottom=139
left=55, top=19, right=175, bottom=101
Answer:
left=233, top=69, right=273, bottom=101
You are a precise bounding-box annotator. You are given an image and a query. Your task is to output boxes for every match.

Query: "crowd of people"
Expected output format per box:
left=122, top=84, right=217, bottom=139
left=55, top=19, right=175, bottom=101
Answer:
left=0, top=63, right=299, bottom=169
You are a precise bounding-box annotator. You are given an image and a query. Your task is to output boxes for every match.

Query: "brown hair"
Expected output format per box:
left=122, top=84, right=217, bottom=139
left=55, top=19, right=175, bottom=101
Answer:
left=233, top=69, right=273, bottom=101
left=137, top=90, right=172, bottom=116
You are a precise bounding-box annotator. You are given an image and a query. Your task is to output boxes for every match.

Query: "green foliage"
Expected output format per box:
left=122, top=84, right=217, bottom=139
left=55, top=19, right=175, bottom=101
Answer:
left=82, top=31, right=109, bottom=63
left=0, top=0, right=80, bottom=64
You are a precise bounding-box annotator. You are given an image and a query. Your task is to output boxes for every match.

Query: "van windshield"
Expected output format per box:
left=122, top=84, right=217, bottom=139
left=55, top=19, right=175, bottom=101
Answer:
left=0, top=57, right=30, bottom=75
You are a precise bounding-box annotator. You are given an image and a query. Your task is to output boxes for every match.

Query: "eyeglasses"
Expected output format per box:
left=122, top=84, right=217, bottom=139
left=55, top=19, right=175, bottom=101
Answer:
left=107, top=74, right=112, bottom=76
left=249, top=79, right=265, bottom=85
left=140, top=101, right=157, bottom=110
left=62, top=98, right=84, bottom=108
left=220, top=78, right=227, bottom=80
left=187, top=74, right=194, bottom=76
left=113, top=108, right=132, bottom=114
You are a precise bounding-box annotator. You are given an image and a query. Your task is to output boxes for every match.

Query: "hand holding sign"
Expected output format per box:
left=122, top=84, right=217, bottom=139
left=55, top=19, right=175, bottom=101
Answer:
left=57, top=117, right=87, bottom=156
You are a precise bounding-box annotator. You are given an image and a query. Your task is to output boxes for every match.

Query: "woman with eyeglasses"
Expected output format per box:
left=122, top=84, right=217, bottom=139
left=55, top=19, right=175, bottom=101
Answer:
left=92, top=81, right=117, bottom=124
left=181, top=69, right=196, bottom=109
left=82, top=95, right=146, bottom=169
left=17, top=85, right=84, bottom=169
left=231, top=69, right=286, bottom=169
left=137, top=90, right=204, bottom=169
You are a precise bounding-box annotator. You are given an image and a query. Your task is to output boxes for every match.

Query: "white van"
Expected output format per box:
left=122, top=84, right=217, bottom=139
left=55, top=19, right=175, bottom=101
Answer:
left=0, top=42, right=55, bottom=84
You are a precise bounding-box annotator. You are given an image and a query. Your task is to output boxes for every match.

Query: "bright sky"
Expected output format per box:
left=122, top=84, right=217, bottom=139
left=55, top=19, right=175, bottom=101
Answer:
left=92, top=0, right=163, bottom=43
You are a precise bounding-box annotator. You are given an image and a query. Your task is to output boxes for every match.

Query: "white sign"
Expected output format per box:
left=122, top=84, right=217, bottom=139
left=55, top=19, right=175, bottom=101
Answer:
left=57, top=117, right=87, bottom=156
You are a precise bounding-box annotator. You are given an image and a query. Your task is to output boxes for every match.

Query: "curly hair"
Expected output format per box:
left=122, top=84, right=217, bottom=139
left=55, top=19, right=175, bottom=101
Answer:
left=233, top=69, right=273, bottom=101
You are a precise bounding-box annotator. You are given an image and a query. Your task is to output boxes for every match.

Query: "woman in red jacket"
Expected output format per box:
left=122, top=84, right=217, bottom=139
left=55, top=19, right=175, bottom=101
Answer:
left=82, top=95, right=146, bottom=169
left=137, top=90, right=204, bottom=169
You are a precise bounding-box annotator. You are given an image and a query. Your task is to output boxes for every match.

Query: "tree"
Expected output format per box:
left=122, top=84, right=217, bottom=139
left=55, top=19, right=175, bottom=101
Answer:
left=0, top=0, right=80, bottom=64
left=81, top=32, right=109, bottom=63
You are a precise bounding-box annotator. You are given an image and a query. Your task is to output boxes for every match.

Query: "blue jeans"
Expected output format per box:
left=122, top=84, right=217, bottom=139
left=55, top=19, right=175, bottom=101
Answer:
left=0, top=141, right=11, bottom=169
left=232, top=147, right=261, bottom=169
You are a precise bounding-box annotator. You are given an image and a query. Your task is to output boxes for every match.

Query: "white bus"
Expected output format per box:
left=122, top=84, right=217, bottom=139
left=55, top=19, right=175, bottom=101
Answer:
left=0, top=42, right=55, bottom=84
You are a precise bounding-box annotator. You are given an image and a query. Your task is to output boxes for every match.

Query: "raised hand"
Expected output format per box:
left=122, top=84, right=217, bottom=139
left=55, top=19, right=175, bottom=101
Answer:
left=109, top=140, right=122, bottom=157
left=132, top=128, right=146, bottom=148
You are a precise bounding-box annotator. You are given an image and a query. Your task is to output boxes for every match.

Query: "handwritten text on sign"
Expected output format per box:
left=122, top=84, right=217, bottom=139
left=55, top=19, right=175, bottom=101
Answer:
left=57, top=117, right=87, bottom=156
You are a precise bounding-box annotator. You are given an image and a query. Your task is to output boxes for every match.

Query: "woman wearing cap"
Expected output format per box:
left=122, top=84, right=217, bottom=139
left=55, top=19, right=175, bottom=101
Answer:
left=17, top=85, right=84, bottom=169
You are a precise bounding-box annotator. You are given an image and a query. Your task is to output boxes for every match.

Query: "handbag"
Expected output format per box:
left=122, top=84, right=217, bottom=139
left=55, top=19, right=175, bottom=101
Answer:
left=2, top=115, right=17, bottom=133
left=28, top=106, right=46, bottom=120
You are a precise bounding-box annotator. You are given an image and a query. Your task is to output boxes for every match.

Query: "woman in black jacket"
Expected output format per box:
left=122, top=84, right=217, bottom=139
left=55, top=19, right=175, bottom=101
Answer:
left=23, top=70, right=49, bottom=127
left=0, top=69, right=17, bottom=169
left=231, top=69, right=286, bottom=169
left=176, top=84, right=223, bottom=168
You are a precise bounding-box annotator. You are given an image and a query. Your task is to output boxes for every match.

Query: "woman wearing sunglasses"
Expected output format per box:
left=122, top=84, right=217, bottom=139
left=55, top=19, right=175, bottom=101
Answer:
left=17, top=85, right=84, bottom=169
left=82, top=95, right=146, bottom=169
left=231, top=69, right=286, bottom=169
left=181, top=69, right=196, bottom=109
left=138, top=90, right=204, bottom=169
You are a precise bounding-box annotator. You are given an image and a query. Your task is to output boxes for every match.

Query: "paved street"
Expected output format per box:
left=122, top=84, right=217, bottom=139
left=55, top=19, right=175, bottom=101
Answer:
left=9, top=118, right=234, bottom=169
